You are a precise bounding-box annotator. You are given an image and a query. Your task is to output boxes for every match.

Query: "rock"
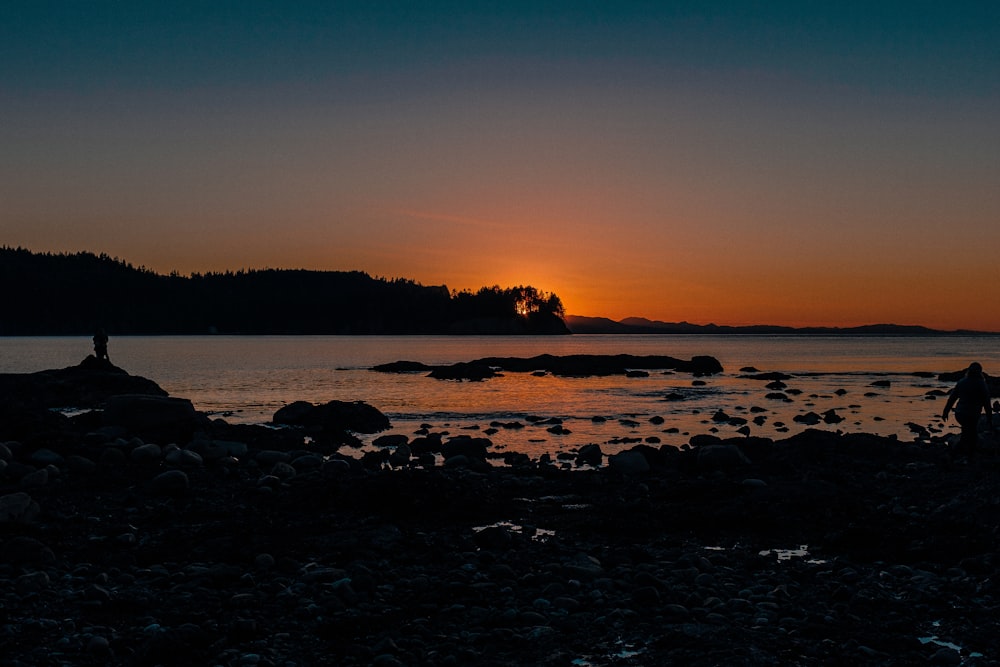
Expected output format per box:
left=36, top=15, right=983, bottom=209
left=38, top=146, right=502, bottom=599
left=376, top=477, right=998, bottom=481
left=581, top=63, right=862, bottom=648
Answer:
left=794, top=412, right=822, bottom=425
left=0, top=492, right=40, bottom=524
left=148, top=470, right=189, bottom=496
left=576, top=444, right=604, bottom=467
left=19, top=467, right=49, bottom=487
left=441, top=436, right=491, bottom=461
left=270, top=462, right=298, bottom=479
left=388, top=444, right=412, bottom=467
left=103, top=394, right=199, bottom=442
left=273, top=400, right=391, bottom=435
left=130, top=442, right=163, bottom=463
left=373, top=434, right=409, bottom=448
left=16, top=570, right=51, bottom=594
left=474, top=525, right=513, bottom=550
left=165, top=449, right=203, bottom=467
left=255, top=450, right=291, bottom=465
left=29, top=448, right=64, bottom=466
left=697, top=445, right=751, bottom=470
left=291, top=454, right=323, bottom=471
left=822, top=410, right=844, bottom=424
left=929, top=647, right=961, bottom=665
left=608, top=450, right=650, bottom=475
left=370, top=360, right=434, bottom=373
left=1, top=536, right=54, bottom=564
left=65, top=455, right=97, bottom=474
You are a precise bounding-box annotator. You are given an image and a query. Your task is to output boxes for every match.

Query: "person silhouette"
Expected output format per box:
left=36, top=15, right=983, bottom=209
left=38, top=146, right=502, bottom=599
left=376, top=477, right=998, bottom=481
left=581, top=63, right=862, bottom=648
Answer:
left=942, top=362, right=995, bottom=461
left=93, top=328, right=110, bottom=362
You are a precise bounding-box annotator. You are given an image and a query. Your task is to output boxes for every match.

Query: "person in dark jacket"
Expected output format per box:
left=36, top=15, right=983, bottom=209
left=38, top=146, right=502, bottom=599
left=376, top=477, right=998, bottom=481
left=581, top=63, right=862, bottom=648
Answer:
left=942, top=362, right=995, bottom=460
left=93, top=328, right=110, bottom=362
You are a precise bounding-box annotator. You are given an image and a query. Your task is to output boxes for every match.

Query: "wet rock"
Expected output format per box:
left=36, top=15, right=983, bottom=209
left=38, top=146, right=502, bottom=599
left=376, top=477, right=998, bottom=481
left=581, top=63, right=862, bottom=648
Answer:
left=273, top=400, right=391, bottom=435
left=576, top=444, right=604, bottom=467
left=608, top=450, right=650, bottom=475
left=822, top=410, right=844, bottom=424
left=441, top=436, right=491, bottom=461
left=373, top=434, right=409, bottom=448
left=794, top=412, right=821, bottom=425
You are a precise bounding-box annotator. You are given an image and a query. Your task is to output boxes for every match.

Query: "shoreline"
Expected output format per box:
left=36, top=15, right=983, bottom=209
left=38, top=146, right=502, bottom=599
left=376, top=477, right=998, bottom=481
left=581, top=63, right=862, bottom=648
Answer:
left=3, top=362, right=1000, bottom=664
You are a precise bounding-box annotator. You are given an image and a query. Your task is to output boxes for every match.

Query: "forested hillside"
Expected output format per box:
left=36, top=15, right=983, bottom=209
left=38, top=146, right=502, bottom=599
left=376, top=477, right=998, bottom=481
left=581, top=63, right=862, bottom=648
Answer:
left=0, top=248, right=568, bottom=335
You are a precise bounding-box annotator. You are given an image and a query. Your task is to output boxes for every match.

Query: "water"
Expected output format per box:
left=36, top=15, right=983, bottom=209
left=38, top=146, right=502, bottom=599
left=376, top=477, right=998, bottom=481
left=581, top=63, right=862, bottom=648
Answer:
left=3, top=334, right=998, bottom=458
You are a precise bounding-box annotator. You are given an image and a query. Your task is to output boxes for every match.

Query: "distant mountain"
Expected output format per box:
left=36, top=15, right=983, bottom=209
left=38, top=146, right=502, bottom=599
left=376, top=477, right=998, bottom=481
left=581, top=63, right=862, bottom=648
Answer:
left=0, top=247, right=569, bottom=335
left=566, top=315, right=992, bottom=336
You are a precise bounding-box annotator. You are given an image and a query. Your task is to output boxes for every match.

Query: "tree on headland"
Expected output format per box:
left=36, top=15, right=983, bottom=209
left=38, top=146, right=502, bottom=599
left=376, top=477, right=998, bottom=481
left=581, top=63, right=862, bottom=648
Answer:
left=0, top=247, right=569, bottom=335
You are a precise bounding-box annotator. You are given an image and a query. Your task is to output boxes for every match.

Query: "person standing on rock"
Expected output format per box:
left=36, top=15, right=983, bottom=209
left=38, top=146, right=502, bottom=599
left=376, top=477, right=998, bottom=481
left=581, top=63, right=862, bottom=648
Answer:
left=942, top=362, right=994, bottom=460
left=93, top=328, right=110, bottom=362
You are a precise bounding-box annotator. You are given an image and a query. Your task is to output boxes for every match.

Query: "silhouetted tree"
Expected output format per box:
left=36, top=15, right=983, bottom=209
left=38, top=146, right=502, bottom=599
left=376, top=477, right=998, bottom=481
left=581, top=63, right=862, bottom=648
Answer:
left=0, top=248, right=569, bottom=335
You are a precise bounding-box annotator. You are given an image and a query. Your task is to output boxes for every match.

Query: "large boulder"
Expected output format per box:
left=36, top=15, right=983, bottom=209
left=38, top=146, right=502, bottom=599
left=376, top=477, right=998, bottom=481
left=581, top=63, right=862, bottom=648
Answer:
left=273, top=400, right=390, bottom=440
left=0, top=358, right=167, bottom=410
left=103, top=394, right=199, bottom=442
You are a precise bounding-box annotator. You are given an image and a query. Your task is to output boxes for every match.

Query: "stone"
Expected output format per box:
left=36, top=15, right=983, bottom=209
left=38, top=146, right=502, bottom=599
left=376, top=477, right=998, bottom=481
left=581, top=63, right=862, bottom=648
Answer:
left=576, top=444, right=604, bottom=467
left=1, top=536, right=55, bottom=564
left=373, top=434, right=409, bottom=448
left=273, top=400, right=390, bottom=434
left=103, top=394, right=199, bottom=441
left=793, top=412, right=821, bottom=425
left=65, top=455, right=97, bottom=474
left=697, top=445, right=750, bottom=470
left=255, top=450, right=291, bottom=465
left=130, top=442, right=162, bottom=463
left=388, top=444, right=412, bottom=467
left=608, top=450, right=650, bottom=475
left=270, top=462, right=297, bottom=479
left=165, top=449, right=203, bottom=467
left=474, top=525, right=513, bottom=550
left=0, top=492, right=40, bottom=524
left=20, top=468, right=49, bottom=488
left=441, top=436, right=491, bottom=461
left=291, top=454, right=323, bottom=471
left=148, top=470, right=189, bottom=496
left=29, top=448, right=64, bottom=466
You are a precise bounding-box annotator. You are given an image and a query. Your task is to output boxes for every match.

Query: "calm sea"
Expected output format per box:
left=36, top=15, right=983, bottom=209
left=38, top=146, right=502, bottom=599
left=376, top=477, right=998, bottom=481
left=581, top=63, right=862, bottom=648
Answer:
left=4, top=335, right=998, bottom=457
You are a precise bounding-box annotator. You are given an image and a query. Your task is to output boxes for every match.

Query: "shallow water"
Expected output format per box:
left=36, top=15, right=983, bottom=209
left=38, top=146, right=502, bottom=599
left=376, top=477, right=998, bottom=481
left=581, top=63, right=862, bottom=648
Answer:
left=3, top=334, right=998, bottom=457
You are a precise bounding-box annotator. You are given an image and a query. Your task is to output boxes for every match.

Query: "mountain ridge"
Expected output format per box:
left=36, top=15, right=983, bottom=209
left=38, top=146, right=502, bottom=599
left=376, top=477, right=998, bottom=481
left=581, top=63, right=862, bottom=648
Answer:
left=566, top=315, right=995, bottom=336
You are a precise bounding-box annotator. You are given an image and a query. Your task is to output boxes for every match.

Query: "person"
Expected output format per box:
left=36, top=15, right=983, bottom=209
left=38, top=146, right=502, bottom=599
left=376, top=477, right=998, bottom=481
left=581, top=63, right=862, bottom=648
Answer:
left=942, top=362, right=995, bottom=460
left=93, top=328, right=110, bottom=362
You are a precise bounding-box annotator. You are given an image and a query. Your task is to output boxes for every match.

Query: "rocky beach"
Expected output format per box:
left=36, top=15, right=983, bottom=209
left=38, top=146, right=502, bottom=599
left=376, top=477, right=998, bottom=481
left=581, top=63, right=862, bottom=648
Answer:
left=3, top=358, right=1000, bottom=666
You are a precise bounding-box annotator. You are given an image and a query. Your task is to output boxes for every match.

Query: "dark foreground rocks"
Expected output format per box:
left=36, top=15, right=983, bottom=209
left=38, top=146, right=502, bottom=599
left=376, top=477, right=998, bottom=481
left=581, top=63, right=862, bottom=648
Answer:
left=3, top=365, right=1000, bottom=665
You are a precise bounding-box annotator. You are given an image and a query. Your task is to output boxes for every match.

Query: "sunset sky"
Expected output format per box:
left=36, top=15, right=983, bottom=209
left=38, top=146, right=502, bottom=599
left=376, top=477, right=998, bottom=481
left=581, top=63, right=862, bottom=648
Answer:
left=3, top=2, right=999, bottom=330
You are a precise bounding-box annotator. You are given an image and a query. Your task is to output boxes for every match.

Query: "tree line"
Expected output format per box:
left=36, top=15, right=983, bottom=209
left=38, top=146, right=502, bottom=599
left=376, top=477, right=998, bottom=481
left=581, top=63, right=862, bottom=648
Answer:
left=0, top=247, right=568, bottom=335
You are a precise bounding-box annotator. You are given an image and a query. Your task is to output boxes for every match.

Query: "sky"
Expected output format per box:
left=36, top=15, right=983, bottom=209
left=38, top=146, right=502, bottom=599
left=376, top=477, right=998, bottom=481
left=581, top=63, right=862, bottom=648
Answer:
left=2, top=1, right=999, bottom=330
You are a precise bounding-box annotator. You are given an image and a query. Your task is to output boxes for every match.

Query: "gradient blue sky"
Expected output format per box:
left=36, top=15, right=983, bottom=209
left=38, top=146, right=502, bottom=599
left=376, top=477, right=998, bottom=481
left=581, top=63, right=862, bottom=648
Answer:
left=3, top=2, right=999, bottom=328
